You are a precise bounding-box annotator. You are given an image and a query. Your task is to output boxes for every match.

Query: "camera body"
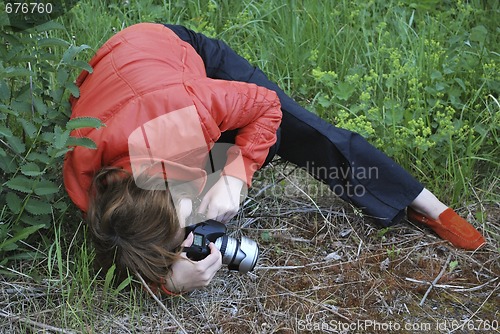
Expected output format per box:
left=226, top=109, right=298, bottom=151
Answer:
left=184, top=220, right=259, bottom=273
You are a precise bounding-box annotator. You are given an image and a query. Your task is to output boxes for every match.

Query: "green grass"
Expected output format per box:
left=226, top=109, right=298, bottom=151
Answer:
left=1, top=0, right=499, bottom=333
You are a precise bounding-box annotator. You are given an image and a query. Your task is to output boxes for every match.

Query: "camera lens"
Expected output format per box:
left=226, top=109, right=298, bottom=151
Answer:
left=214, top=236, right=259, bottom=273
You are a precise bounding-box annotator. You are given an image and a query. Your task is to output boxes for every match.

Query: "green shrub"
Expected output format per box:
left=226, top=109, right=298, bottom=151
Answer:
left=302, top=0, right=499, bottom=202
left=0, top=21, right=102, bottom=269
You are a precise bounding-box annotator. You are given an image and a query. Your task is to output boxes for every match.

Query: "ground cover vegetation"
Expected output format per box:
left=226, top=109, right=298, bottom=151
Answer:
left=0, top=0, right=498, bottom=333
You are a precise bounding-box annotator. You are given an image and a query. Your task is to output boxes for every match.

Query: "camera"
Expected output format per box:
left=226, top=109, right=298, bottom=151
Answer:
left=183, top=220, right=259, bottom=273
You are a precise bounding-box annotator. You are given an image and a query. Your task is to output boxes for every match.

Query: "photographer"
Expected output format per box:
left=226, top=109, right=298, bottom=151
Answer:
left=63, top=23, right=485, bottom=295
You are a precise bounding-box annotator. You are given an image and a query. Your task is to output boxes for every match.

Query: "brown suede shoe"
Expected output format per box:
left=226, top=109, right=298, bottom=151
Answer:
left=407, top=207, right=486, bottom=250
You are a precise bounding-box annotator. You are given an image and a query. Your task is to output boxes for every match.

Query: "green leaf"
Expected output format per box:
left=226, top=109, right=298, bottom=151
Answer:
left=53, top=201, right=68, bottom=212
left=430, top=70, right=443, bottom=81
left=25, top=198, right=53, bottom=215
left=0, top=79, right=11, bottom=101
left=53, top=126, right=70, bottom=149
left=62, top=44, right=92, bottom=64
left=66, top=117, right=104, bottom=130
left=26, top=152, right=50, bottom=164
left=103, top=264, right=116, bottom=295
left=37, top=37, right=71, bottom=48
left=454, top=78, right=466, bottom=91
left=20, top=119, right=38, bottom=139
left=6, top=192, right=22, bottom=214
left=0, top=155, right=18, bottom=173
left=0, top=224, right=45, bottom=250
left=56, top=68, right=70, bottom=86
left=0, top=125, right=13, bottom=138
left=5, top=176, right=33, bottom=193
left=33, top=97, right=48, bottom=115
left=50, top=147, right=71, bottom=158
left=449, top=260, right=459, bottom=271
left=470, top=25, right=488, bottom=44
left=6, top=135, right=26, bottom=154
left=3, top=66, right=33, bottom=78
left=474, top=124, right=487, bottom=137
left=114, top=276, right=133, bottom=295
left=333, top=82, right=355, bottom=101
left=50, top=87, right=64, bottom=103
left=20, top=212, right=51, bottom=226
left=66, top=82, right=80, bottom=98
left=34, top=21, right=65, bottom=32
left=66, top=136, right=97, bottom=149
left=21, top=162, right=43, bottom=176
left=10, top=100, right=32, bottom=114
left=260, top=231, right=272, bottom=242
left=67, top=60, right=93, bottom=73
left=0, top=104, right=17, bottom=116
left=34, top=180, right=59, bottom=196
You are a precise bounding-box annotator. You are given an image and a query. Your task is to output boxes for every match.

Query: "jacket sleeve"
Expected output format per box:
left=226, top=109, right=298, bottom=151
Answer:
left=184, top=78, right=282, bottom=186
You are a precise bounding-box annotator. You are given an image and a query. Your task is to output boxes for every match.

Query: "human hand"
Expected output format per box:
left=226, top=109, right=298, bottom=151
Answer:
left=198, top=175, right=245, bottom=223
left=166, top=232, right=222, bottom=293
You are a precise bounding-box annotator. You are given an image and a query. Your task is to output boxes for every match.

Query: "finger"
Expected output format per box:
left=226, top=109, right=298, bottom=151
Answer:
left=177, top=232, right=194, bottom=260
left=199, top=243, right=222, bottom=267
left=181, top=232, right=194, bottom=247
left=209, top=243, right=223, bottom=265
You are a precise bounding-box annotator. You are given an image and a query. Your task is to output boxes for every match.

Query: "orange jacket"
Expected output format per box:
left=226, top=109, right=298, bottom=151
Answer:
left=63, top=23, right=282, bottom=212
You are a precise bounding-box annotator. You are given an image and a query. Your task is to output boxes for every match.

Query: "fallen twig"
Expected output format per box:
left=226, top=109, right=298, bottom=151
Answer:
left=406, top=263, right=498, bottom=294
left=0, top=309, right=77, bottom=334
left=254, top=265, right=306, bottom=270
left=135, top=272, right=188, bottom=334
left=419, top=254, right=452, bottom=306
left=405, top=277, right=464, bottom=290
left=451, top=277, right=499, bottom=292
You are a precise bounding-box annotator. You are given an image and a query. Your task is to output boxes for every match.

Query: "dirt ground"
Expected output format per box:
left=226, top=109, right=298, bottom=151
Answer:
left=161, top=162, right=499, bottom=333
left=1, top=162, right=498, bottom=333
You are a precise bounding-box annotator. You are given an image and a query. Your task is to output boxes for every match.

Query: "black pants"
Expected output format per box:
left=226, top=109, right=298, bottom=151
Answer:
left=166, top=24, right=424, bottom=226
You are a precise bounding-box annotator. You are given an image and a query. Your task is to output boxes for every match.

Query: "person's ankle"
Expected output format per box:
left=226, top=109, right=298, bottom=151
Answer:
left=409, top=205, right=447, bottom=220
left=410, top=188, right=448, bottom=220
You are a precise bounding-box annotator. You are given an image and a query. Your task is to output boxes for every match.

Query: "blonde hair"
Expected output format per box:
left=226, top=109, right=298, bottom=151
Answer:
left=87, top=167, right=183, bottom=285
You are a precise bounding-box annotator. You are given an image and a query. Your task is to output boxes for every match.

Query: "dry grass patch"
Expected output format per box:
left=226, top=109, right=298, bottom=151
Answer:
left=1, top=162, right=498, bottom=333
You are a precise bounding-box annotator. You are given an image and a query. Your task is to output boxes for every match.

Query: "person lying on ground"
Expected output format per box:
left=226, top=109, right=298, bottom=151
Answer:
left=63, top=23, right=486, bottom=295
